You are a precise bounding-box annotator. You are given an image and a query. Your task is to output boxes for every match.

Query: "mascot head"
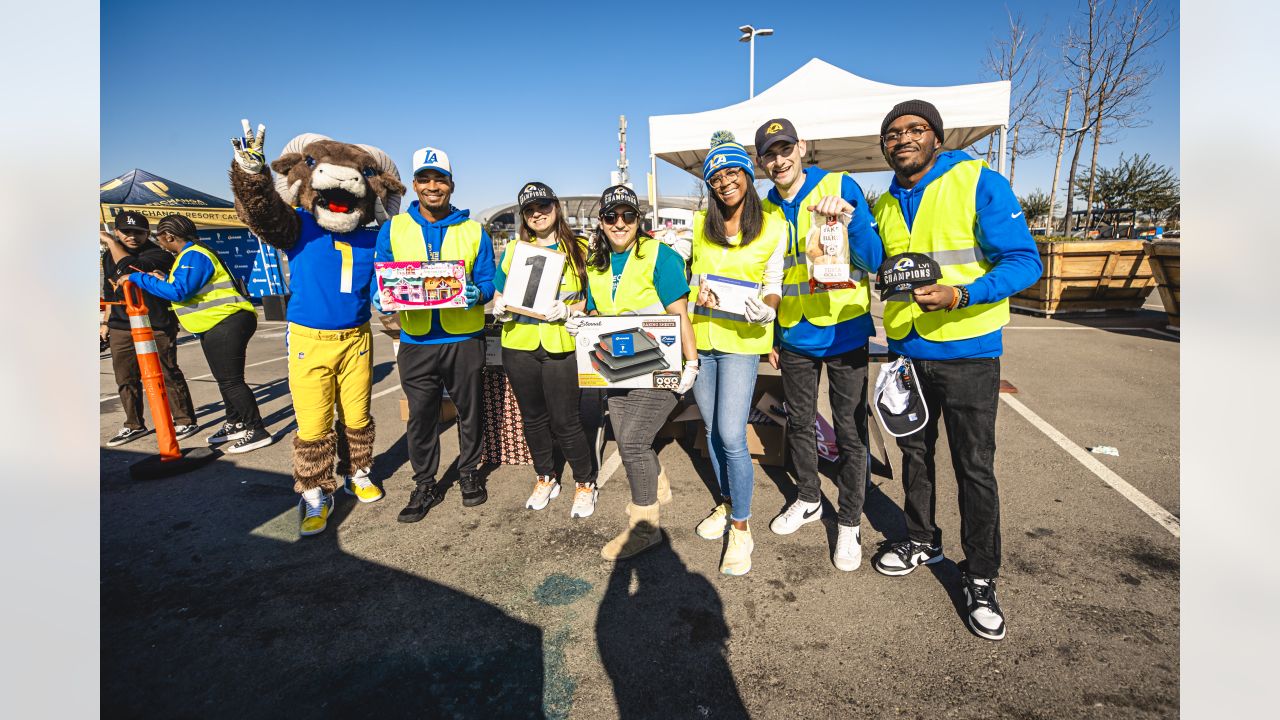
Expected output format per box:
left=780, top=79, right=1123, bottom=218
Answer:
left=271, top=136, right=405, bottom=233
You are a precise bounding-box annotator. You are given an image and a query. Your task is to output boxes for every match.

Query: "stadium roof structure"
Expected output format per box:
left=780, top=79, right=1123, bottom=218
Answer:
left=476, top=195, right=704, bottom=229
left=648, top=58, right=1011, bottom=177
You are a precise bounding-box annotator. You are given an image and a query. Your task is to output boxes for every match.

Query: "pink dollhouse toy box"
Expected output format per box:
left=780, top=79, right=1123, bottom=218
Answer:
left=374, top=261, right=468, bottom=312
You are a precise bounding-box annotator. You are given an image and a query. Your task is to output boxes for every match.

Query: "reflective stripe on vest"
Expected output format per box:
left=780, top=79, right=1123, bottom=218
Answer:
left=872, top=159, right=1009, bottom=342
left=388, top=215, right=486, bottom=337
left=169, top=245, right=254, bottom=334
left=763, top=171, right=871, bottom=328
left=585, top=236, right=666, bottom=316
left=499, top=238, right=587, bottom=352
left=687, top=211, right=781, bottom=354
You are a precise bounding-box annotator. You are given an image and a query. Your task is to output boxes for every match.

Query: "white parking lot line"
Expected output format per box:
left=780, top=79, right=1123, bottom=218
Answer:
left=999, top=393, right=1180, bottom=538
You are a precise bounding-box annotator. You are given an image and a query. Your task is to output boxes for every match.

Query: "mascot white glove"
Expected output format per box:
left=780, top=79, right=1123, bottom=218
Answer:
left=543, top=300, right=570, bottom=323
left=230, top=118, right=267, bottom=175
left=491, top=295, right=512, bottom=323
left=564, top=310, right=587, bottom=336
left=676, top=360, right=700, bottom=395
left=744, top=296, right=777, bottom=325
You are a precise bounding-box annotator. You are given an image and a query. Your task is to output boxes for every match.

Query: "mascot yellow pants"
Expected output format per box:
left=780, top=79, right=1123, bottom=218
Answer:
left=286, top=322, right=374, bottom=493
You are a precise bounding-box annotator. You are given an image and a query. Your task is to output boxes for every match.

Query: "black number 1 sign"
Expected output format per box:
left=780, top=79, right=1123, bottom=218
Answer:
left=521, top=254, right=546, bottom=309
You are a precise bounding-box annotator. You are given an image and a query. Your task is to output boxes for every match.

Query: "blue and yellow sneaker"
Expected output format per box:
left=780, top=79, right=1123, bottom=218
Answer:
left=344, top=468, right=383, bottom=504
left=299, top=491, right=334, bottom=536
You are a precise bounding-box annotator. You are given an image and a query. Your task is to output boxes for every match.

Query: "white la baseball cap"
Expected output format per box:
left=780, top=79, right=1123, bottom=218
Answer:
left=411, top=147, right=451, bottom=178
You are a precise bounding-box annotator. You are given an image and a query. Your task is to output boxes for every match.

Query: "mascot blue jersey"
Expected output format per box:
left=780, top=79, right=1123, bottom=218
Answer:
left=284, top=208, right=378, bottom=330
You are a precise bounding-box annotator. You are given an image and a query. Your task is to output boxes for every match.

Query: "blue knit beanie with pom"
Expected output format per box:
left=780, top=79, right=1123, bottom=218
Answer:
left=702, top=130, right=754, bottom=184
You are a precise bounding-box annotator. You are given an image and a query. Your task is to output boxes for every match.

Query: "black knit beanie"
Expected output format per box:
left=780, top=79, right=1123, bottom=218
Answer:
left=881, top=100, right=945, bottom=144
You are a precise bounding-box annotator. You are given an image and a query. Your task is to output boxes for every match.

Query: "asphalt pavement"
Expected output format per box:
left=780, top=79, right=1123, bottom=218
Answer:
left=100, top=303, right=1179, bottom=719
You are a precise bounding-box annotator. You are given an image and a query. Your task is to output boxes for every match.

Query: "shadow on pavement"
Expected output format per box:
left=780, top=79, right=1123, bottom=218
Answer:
left=596, top=539, right=749, bottom=720
left=101, top=447, right=548, bottom=719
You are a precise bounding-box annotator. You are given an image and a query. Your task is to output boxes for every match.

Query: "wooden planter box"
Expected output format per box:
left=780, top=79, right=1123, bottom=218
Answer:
left=1011, top=239, right=1156, bottom=316
left=1144, top=240, right=1180, bottom=329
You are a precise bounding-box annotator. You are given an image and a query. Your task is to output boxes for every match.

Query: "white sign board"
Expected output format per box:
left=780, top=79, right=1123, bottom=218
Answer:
left=504, top=242, right=567, bottom=321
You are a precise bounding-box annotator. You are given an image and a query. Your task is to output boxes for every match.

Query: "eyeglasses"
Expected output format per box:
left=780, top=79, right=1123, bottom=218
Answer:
left=709, top=167, right=744, bottom=189
left=601, top=210, right=639, bottom=225
left=882, top=124, right=932, bottom=146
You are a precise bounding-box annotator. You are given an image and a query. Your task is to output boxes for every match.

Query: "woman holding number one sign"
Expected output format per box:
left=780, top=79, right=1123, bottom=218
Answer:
left=565, top=184, right=698, bottom=561
left=492, top=182, right=600, bottom=518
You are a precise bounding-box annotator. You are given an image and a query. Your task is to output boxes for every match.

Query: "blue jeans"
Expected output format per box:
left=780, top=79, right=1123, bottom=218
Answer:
left=691, top=351, right=759, bottom=522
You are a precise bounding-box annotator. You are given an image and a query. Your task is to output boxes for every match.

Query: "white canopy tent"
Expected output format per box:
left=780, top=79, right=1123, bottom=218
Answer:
left=648, top=58, right=1012, bottom=182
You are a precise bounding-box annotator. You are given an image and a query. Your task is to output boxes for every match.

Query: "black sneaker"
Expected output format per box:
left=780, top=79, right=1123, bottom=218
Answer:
left=872, top=539, right=944, bottom=576
left=398, top=481, right=445, bottom=523
left=207, top=422, right=246, bottom=445
left=173, top=424, right=200, bottom=441
left=459, top=473, right=487, bottom=507
left=963, top=574, right=1007, bottom=641
left=225, top=426, right=274, bottom=454
left=106, top=426, right=147, bottom=447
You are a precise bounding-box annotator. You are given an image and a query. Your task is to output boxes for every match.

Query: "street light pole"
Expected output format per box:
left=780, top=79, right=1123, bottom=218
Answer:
left=738, top=25, right=774, bottom=98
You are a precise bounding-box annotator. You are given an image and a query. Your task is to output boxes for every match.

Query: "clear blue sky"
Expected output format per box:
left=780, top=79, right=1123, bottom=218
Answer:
left=100, top=0, right=1179, bottom=213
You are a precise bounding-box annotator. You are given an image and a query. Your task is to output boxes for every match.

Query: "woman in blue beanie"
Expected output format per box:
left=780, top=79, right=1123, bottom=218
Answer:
left=689, top=131, right=787, bottom=575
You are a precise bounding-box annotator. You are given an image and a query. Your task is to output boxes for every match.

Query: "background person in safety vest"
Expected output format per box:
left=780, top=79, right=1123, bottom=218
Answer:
left=100, top=211, right=200, bottom=447
left=372, top=146, right=496, bottom=524
left=125, top=214, right=269, bottom=456
left=687, top=131, right=786, bottom=577
left=230, top=120, right=407, bottom=537
left=754, top=118, right=885, bottom=574
left=867, top=100, right=1042, bottom=642
left=491, top=182, right=600, bottom=519
left=565, top=184, right=697, bottom=563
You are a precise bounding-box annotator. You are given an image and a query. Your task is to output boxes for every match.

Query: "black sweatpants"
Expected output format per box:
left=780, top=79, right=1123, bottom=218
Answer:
left=501, top=346, right=597, bottom=485
left=398, top=337, right=485, bottom=485
left=778, top=345, right=870, bottom=527
left=109, top=324, right=197, bottom=430
left=892, top=355, right=1002, bottom=578
left=198, top=309, right=264, bottom=430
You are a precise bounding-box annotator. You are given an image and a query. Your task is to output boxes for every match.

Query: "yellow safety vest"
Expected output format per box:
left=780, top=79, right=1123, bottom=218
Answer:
left=388, top=214, right=486, bottom=336
left=169, top=244, right=253, bottom=334
left=872, top=159, right=1009, bottom=342
left=687, top=211, right=782, bottom=355
left=585, top=236, right=668, bottom=315
left=763, top=171, right=871, bottom=328
left=499, top=237, right=587, bottom=352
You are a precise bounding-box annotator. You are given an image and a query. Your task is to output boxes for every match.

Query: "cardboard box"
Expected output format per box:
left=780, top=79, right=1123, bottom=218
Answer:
left=575, top=315, right=683, bottom=390
left=399, top=395, right=458, bottom=423
left=687, top=371, right=788, bottom=467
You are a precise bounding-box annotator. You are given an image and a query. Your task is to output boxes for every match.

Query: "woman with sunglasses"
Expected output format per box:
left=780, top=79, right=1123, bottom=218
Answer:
left=491, top=182, right=599, bottom=518
left=689, top=131, right=786, bottom=576
left=566, top=185, right=698, bottom=561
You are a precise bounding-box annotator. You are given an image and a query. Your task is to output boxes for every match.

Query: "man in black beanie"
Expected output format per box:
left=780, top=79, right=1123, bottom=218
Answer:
left=868, top=99, right=1043, bottom=642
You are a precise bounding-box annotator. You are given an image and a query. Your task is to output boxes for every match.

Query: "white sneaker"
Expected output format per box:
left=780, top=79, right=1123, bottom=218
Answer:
left=570, top=483, right=598, bottom=518
left=833, top=524, right=862, bottom=571
left=769, top=498, right=822, bottom=535
left=526, top=475, right=560, bottom=510
left=696, top=501, right=732, bottom=540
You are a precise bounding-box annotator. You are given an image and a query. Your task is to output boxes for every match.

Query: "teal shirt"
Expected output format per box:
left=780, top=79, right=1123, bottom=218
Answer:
left=585, top=241, right=689, bottom=312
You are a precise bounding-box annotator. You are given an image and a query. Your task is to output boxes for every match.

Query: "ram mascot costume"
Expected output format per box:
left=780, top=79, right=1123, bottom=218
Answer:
left=230, top=120, right=405, bottom=536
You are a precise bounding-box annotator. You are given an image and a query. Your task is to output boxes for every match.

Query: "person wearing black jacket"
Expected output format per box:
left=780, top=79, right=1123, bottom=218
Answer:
left=100, top=211, right=198, bottom=447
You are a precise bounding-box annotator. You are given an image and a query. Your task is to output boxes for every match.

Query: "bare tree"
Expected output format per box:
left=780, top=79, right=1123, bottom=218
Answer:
left=1045, top=87, right=1073, bottom=233
left=690, top=177, right=708, bottom=212
left=983, top=7, right=1051, bottom=190
left=1059, top=0, right=1109, bottom=236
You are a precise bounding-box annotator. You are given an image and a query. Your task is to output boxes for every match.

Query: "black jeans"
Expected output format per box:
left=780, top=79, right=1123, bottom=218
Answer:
left=398, top=337, right=485, bottom=485
left=778, top=345, right=869, bottom=526
left=607, top=388, right=677, bottom=506
left=199, top=309, right=264, bottom=430
left=109, top=324, right=197, bottom=430
left=892, top=355, right=1002, bottom=578
left=502, top=346, right=597, bottom=485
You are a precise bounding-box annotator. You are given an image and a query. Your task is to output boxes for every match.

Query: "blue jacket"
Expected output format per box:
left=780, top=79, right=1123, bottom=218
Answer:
left=128, top=241, right=213, bottom=303
left=886, top=150, right=1042, bottom=360
left=372, top=201, right=496, bottom=345
left=767, top=167, right=885, bottom=357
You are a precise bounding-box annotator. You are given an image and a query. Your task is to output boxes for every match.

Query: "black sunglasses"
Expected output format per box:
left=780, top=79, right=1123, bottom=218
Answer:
left=601, top=210, right=639, bottom=224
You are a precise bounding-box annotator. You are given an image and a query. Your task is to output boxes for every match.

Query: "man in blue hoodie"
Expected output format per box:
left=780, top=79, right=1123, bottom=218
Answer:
left=868, top=100, right=1042, bottom=642
left=756, top=118, right=885, bottom=575
left=372, top=146, right=496, bottom=523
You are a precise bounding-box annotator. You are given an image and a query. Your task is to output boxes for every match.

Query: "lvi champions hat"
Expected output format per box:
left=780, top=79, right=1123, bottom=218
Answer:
left=876, top=252, right=942, bottom=301
left=873, top=357, right=928, bottom=437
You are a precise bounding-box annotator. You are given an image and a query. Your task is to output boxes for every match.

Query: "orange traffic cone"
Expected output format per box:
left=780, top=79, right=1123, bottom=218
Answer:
left=116, top=280, right=217, bottom=480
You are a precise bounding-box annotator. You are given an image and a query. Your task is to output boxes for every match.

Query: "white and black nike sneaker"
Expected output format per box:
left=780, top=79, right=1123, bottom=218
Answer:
left=872, top=539, right=944, bottom=576
left=769, top=498, right=823, bottom=535
left=963, top=574, right=1006, bottom=641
